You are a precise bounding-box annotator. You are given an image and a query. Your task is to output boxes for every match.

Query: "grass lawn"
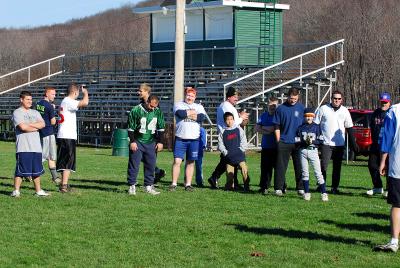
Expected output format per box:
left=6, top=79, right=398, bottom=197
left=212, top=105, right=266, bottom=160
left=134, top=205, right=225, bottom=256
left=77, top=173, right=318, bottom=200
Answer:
left=0, top=141, right=398, bottom=267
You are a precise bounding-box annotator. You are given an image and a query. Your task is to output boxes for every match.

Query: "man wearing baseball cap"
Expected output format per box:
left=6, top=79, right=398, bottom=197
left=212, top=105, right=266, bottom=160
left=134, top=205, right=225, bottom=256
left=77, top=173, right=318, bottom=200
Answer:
left=367, top=92, right=391, bottom=196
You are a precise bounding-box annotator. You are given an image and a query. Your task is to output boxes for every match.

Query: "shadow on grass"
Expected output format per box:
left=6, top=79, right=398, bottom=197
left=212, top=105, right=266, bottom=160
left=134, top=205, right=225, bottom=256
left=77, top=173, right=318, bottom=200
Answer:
left=0, top=176, right=13, bottom=180
left=352, top=212, right=388, bottom=221
left=72, top=178, right=126, bottom=187
left=339, top=186, right=370, bottom=191
left=320, top=219, right=389, bottom=234
left=227, top=223, right=372, bottom=246
left=68, top=183, right=124, bottom=193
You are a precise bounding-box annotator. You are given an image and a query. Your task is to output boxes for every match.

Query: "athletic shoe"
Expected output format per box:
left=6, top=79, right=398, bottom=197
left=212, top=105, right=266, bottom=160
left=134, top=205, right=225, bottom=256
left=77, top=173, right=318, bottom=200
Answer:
left=168, top=185, right=177, bottom=191
left=321, top=193, right=329, bottom=202
left=128, top=185, right=136, bottom=195
left=185, top=185, right=194, bottom=192
left=383, top=191, right=388, bottom=198
left=298, top=190, right=305, bottom=196
left=59, top=184, right=74, bottom=193
left=331, top=188, right=340, bottom=195
left=154, top=169, right=166, bottom=184
left=52, top=177, right=61, bottom=185
left=10, top=190, right=20, bottom=197
left=303, top=193, right=311, bottom=201
left=275, top=190, right=283, bottom=197
left=145, top=185, right=160, bottom=195
left=35, top=190, right=50, bottom=197
left=366, top=188, right=383, bottom=196
left=208, top=177, right=218, bottom=189
left=374, top=243, right=399, bottom=252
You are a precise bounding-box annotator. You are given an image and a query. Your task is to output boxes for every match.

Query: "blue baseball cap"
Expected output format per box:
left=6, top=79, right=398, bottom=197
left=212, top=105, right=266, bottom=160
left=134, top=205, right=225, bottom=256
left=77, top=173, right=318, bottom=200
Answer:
left=380, top=92, right=391, bottom=102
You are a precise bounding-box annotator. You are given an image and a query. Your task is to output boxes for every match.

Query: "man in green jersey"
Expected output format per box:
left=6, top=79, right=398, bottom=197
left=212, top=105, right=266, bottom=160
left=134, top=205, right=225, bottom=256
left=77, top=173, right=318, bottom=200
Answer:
left=127, top=95, right=165, bottom=195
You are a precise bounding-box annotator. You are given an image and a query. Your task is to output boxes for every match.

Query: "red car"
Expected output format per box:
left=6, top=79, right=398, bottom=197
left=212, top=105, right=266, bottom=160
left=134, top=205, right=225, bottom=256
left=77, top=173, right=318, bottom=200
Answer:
left=348, top=109, right=373, bottom=159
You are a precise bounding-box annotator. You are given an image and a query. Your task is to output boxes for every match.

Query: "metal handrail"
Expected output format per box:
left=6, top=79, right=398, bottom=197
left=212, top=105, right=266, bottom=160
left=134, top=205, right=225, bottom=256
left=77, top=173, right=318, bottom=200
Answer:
left=0, top=54, right=65, bottom=95
left=223, top=39, right=345, bottom=104
left=0, top=54, right=65, bottom=79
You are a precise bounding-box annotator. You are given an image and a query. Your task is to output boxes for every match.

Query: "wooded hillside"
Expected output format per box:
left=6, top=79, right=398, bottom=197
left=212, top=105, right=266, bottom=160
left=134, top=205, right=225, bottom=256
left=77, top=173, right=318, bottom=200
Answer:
left=0, top=0, right=398, bottom=108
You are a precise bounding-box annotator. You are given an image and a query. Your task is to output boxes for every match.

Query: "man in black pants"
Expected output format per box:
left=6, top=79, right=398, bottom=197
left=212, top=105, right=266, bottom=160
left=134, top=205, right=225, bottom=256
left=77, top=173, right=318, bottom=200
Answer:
left=272, top=88, right=305, bottom=196
left=315, top=90, right=358, bottom=194
left=367, top=92, right=391, bottom=196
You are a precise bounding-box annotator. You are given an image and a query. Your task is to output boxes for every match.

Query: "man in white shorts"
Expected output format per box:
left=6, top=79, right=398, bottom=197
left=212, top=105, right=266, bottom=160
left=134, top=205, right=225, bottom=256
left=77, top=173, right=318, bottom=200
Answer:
left=36, top=87, right=61, bottom=184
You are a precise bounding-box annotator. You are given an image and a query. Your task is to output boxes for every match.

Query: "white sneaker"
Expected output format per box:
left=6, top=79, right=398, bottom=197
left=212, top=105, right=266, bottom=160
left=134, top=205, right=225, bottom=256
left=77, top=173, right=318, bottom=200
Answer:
left=275, top=190, right=283, bottom=196
left=35, top=190, right=50, bottom=197
left=321, top=193, right=329, bottom=202
left=374, top=242, right=399, bottom=252
left=298, top=190, right=305, bottom=196
left=10, top=190, right=20, bottom=197
left=304, top=193, right=311, bottom=201
left=366, top=188, right=383, bottom=196
left=145, top=185, right=160, bottom=195
left=128, top=185, right=136, bottom=195
left=383, top=191, right=388, bottom=198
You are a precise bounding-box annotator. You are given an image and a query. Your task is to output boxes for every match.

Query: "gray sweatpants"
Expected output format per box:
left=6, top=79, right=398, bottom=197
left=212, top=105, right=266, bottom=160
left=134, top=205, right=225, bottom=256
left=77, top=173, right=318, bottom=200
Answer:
left=299, top=148, right=324, bottom=185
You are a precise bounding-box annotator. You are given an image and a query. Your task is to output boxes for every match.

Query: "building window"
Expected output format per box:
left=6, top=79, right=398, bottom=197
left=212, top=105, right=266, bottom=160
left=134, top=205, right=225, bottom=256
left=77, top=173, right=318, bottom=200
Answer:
left=205, top=7, right=233, bottom=40
left=153, top=12, right=175, bottom=43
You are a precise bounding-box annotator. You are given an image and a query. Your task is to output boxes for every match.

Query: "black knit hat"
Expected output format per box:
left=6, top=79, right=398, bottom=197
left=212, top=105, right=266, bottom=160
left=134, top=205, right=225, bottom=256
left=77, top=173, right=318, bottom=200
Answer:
left=226, top=87, right=238, bottom=98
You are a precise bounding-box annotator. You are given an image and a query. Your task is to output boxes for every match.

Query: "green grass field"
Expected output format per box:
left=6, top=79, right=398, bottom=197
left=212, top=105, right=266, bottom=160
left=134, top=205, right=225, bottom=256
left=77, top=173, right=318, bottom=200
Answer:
left=0, top=141, right=398, bottom=267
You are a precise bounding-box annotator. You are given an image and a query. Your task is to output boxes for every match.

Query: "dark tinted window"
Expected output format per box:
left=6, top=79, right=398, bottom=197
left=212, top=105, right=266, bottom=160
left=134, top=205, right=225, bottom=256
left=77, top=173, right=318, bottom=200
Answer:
left=351, top=113, right=372, bottom=128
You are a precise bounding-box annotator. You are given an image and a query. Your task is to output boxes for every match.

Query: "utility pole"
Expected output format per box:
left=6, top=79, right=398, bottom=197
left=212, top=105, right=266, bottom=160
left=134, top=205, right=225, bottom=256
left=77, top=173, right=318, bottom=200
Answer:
left=173, top=0, right=185, bottom=105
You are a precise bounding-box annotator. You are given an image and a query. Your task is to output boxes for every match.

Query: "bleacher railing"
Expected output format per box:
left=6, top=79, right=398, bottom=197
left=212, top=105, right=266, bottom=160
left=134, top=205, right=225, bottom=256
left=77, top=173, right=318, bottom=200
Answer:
left=61, top=42, right=328, bottom=76
left=0, top=54, right=65, bottom=95
left=223, top=39, right=345, bottom=105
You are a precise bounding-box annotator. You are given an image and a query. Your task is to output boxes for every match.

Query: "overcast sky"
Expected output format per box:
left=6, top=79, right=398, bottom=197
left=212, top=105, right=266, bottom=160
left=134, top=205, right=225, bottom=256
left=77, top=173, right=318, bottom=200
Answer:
left=0, top=0, right=141, bottom=29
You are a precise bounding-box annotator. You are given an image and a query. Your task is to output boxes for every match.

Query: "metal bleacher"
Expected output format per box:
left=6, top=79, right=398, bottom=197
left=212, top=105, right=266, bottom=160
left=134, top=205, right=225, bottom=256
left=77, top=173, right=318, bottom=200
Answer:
left=0, top=40, right=345, bottom=149
left=0, top=65, right=250, bottom=148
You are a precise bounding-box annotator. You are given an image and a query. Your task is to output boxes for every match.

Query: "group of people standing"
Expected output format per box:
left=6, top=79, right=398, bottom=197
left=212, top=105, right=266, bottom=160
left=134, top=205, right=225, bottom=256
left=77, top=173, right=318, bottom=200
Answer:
left=9, top=81, right=400, bottom=253
left=11, top=84, right=89, bottom=197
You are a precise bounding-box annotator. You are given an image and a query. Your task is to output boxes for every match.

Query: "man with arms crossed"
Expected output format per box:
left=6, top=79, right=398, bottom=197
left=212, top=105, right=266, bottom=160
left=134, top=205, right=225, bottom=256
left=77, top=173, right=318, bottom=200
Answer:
left=56, top=83, right=89, bottom=193
left=36, top=87, right=61, bottom=184
left=11, top=91, right=49, bottom=197
left=170, top=87, right=206, bottom=191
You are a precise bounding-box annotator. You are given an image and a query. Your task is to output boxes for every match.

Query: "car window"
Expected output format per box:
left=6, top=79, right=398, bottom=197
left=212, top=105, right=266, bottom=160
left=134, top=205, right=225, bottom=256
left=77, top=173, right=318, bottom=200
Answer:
left=351, top=113, right=371, bottom=128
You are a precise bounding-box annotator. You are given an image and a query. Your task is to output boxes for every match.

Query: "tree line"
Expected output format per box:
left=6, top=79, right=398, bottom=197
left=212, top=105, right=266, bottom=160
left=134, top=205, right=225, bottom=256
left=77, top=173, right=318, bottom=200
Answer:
left=1, top=0, right=398, bottom=109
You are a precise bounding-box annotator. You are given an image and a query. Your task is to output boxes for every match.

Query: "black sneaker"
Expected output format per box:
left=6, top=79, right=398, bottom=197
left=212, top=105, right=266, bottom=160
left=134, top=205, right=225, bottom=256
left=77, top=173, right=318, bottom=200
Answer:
left=208, top=177, right=218, bottom=189
left=185, top=185, right=194, bottom=192
left=331, top=188, right=340, bottom=195
left=154, top=169, right=166, bottom=183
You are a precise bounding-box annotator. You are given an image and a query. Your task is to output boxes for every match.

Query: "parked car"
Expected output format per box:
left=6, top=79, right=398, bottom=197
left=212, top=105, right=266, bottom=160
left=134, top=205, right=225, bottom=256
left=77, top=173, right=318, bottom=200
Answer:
left=346, top=109, right=373, bottom=160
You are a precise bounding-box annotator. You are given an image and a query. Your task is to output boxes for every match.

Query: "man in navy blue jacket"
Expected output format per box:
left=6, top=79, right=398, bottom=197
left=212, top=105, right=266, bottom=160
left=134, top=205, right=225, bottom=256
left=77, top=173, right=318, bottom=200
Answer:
left=273, top=88, right=304, bottom=196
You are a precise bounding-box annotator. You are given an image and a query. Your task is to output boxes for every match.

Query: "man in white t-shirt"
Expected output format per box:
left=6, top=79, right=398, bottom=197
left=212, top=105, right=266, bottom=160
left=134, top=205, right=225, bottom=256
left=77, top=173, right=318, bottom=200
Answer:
left=208, top=86, right=249, bottom=189
left=169, top=87, right=206, bottom=191
left=56, top=83, right=89, bottom=193
left=314, top=90, right=358, bottom=194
